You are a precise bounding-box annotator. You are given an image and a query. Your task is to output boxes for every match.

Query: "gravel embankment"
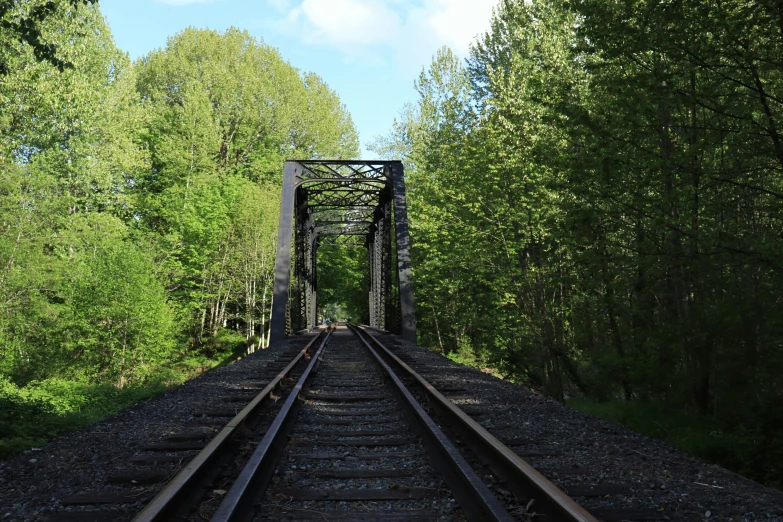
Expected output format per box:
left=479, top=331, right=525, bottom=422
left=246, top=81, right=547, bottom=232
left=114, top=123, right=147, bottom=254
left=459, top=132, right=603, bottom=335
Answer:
left=383, top=333, right=783, bottom=522
left=2, top=328, right=782, bottom=522
left=0, top=336, right=309, bottom=522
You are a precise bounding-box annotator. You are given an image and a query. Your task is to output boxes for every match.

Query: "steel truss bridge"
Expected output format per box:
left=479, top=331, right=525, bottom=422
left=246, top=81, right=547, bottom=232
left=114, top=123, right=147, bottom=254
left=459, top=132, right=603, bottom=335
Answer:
left=269, top=160, right=416, bottom=343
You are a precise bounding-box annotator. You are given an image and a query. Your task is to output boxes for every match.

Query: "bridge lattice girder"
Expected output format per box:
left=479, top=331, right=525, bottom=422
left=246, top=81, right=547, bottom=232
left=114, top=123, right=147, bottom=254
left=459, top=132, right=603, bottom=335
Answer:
left=270, top=161, right=416, bottom=343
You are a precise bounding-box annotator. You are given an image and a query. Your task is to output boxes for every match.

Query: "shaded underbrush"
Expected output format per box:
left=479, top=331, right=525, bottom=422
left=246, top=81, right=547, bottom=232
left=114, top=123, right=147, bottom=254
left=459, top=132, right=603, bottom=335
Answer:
left=568, top=398, right=783, bottom=492
left=0, top=343, right=243, bottom=460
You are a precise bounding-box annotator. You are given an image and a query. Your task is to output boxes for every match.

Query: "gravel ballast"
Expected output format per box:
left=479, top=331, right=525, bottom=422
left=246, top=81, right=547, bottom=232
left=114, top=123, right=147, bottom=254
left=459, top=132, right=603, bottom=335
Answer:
left=1, top=328, right=782, bottom=521
left=0, top=336, right=310, bottom=522
left=376, top=331, right=783, bottom=522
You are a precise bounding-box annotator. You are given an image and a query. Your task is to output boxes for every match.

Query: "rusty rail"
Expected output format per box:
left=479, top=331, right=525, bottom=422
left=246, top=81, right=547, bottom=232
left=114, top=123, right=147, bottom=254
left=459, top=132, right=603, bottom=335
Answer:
left=349, top=325, right=515, bottom=522
left=210, top=329, right=333, bottom=521
left=132, top=329, right=327, bottom=522
left=353, top=326, right=599, bottom=522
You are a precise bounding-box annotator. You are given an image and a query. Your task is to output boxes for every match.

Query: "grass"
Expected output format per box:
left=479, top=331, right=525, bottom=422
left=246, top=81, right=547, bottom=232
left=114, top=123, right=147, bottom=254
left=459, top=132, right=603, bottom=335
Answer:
left=0, top=344, right=243, bottom=461
left=445, top=345, right=504, bottom=379
left=567, top=398, right=783, bottom=491
left=0, top=379, right=168, bottom=459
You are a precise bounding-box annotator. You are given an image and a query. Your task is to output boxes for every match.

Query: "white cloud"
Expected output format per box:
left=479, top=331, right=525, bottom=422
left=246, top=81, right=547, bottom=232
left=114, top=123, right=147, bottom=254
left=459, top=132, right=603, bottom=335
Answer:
left=154, top=0, right=212, bottom=5
left=422, top=0, right=495, bottom=55
left=298, top=0, right=402, bottom=45
left=271, top=0, right=497, bottom=71
left=394, top=0, right=496, bottom=73
left=268, top=0, right=293, bottom=12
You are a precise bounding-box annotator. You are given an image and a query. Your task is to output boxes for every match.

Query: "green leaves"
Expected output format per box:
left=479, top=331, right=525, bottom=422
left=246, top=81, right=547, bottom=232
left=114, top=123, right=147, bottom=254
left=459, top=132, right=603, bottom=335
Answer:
left=132, top=27, right=358, bottom=350
left=378, top=0, right=783, bottom=427
left=66, top=241, right=175, bottom=386
left=0, top=0, right=98, bottom=74
left=0, top=15, right=358, bottom=389
left=136, top=27, right=358, bottom=184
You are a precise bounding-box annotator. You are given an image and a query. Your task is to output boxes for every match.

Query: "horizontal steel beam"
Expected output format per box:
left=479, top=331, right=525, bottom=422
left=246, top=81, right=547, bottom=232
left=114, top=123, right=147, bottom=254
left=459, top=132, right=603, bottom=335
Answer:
left=296, top=177, right=389, bottom=187
left=288, top=160, right=400, bottom=165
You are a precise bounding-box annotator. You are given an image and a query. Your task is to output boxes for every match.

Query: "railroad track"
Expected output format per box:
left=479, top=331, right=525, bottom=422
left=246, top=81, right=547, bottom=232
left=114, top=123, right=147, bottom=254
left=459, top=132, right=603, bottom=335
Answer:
left=45, top=331, right=325, bottom=522
left=25, top=326, right=783, bottom=522
left=113, top=326, right=594, bottom=522
left=361, top=328, right=672, bottom=522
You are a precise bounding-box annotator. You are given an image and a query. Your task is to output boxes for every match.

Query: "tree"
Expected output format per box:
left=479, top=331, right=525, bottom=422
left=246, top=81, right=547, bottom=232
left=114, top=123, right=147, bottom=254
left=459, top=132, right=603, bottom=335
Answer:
left=0, top=0, right=97, bottom=74
left=0, top=0, right=153, bottom=384
left=377, top=0, right=783, bottom=433
left=0, top=6, right=359, bottom=397
left=134, top=27, right=359, bottom=349
left=65, top=241, right=175, bottom=387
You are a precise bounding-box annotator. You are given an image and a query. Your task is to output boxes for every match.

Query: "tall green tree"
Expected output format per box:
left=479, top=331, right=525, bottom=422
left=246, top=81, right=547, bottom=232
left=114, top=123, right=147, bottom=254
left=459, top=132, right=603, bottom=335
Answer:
left=374, top=0, right=783, bottom=481
left=134, top=27, right=359, bottom=349
left=0, top=0, right=171, bottom=387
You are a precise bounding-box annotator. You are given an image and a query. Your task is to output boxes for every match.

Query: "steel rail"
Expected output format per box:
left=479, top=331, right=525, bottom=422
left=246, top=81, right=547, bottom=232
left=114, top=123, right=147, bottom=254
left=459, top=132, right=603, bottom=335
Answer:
left=348, top=325, right=515, bottom=522
left=211, top=328, right=334, bottom=522
left=132, top=329, right=327, bottom=522
left=356, top=326, right=599, bottom=522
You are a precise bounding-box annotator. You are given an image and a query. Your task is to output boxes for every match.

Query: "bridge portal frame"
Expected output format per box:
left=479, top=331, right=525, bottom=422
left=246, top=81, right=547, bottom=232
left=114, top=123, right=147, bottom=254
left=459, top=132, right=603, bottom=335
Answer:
left=269, top=160, right=416, bottom=344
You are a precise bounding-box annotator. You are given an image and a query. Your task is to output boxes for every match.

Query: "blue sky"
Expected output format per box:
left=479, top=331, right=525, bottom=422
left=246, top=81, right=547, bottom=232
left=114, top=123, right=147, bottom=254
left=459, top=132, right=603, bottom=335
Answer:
left=100, top=0, right=497, bottom=157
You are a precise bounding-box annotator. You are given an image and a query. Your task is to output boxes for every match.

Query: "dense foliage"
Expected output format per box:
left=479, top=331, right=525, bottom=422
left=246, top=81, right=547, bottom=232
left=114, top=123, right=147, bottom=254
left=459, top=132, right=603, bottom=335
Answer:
left=317, top=245, right=369, bottom=323
left=4, top=0, right=782, bottom=489
left=372, top=0, right=783, bottom=487
left=0, top=0, right=97, bottom=74
left=0, top=1, right=357, bottom=455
